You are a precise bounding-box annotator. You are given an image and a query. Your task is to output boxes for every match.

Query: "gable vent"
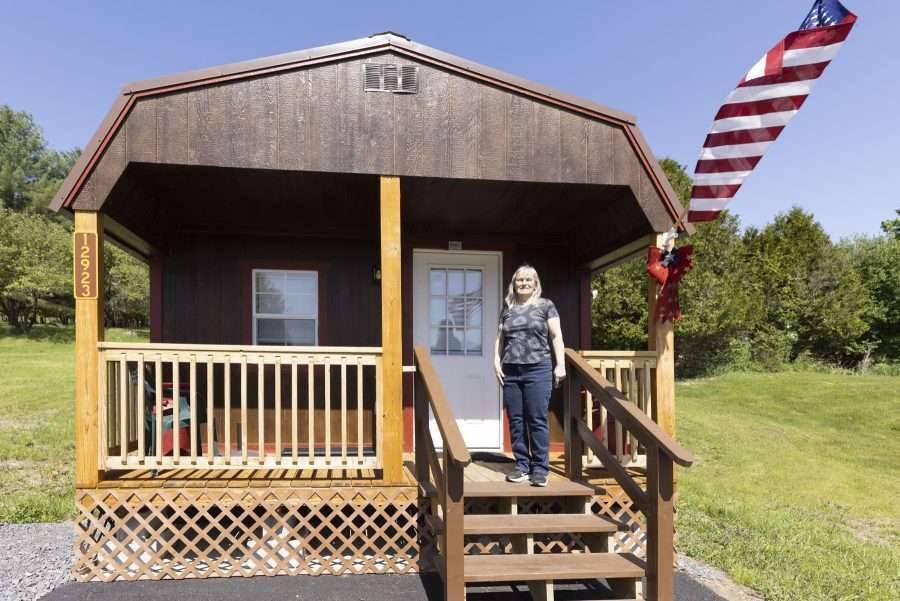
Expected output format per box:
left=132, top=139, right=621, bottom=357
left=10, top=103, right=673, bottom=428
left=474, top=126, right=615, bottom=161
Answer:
left=364, top=63, right=418, bottom=93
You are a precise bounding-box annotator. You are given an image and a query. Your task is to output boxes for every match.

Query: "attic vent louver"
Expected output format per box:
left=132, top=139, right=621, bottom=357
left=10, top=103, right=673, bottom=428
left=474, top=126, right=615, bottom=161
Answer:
left=364, top=63, right=418, bottom=93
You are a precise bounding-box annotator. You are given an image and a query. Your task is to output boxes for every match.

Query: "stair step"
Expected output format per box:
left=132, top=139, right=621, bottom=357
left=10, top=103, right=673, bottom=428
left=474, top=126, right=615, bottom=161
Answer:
left=464, top=513, right=620, bottom=535
left=464, top=479, right=595, bottom=498
left=463, top=552, right=645, bottom=583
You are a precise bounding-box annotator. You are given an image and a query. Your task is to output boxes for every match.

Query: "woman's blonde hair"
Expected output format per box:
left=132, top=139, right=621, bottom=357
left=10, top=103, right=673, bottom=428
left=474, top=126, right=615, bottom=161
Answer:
left=504, top=265, right=542, bottom=308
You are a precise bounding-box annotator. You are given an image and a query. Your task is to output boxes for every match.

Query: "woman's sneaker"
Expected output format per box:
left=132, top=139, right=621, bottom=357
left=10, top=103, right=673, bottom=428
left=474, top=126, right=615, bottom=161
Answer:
left=505, top=470, right=529, bottom=483
left=530, top=473, right=548, bottom=487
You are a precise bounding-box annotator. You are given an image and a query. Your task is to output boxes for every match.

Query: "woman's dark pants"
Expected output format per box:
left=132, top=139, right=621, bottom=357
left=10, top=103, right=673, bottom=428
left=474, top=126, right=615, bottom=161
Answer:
left=502, top=360, right=552, bottom=477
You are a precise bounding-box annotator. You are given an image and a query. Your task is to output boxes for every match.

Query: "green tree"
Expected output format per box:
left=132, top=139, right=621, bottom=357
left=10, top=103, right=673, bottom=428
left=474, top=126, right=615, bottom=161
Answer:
left=881, top=209, right=900, bottom=239
left=744, top=207, right=871, bottom=364
left=0, top=105, right=77, bottom=212
left=845, top=234, right=900, bottom=360
left=104, top=245, right=149, bottom=328
left=0, top=209, right=72, bottom=330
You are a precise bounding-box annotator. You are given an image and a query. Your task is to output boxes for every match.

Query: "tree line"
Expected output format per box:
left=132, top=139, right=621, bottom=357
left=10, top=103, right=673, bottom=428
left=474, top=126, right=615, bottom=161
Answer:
left=593, top=159, right=900, bottom=375
left=0, top=106, right=148, bottom=331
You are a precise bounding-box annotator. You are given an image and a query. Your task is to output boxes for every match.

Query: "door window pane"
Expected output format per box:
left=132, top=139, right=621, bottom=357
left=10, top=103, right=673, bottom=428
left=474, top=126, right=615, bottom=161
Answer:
left=428, top=267, right=484, bottom=356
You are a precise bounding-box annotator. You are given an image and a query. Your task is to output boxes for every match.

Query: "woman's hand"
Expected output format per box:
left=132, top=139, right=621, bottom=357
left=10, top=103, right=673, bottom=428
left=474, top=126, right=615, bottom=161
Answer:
left=494, top=361, right=505, bottom=385
left=553, top=365, right=566, bottom=389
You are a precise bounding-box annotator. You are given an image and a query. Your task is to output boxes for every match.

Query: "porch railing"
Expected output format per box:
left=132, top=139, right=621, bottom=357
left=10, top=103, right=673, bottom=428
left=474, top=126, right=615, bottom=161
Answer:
left=564, top=348, right=693, bottom=600
left=580, top=350, right=657, bottom=467
left=98, top=342, right=383, bottom=471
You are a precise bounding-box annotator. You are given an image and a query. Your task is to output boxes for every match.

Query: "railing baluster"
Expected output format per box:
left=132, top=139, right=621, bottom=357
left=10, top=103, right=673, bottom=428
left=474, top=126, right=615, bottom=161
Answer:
left=628, top=361, right=638, bottom=463
left=173, top=354, right=181, bottom=462
left=340, top=356, right=347, bottom=464
left=275, top=356, right=282, bottom=466
left=155, top=355, right=162, bottom=466
left=257, top=355, right=265, bottom=464
left=291, top=357, right=298, bottom=463
left=119, top=354, right=127, bottom=464
left=308, top=357, right=315, bottom=462
left=357, top=357, right=363, bottom=463
left=324, top=356, right=331, bottom=464
left=241, top=355, right=248, bottom=464
left=190, top=355, right=197, bottom=464
left=613, top=360, right=623, bottom=464
left=137, top=354, right=145, bottom=463
left=375, top=356, right=383, bottom=469
left=206, top=355, right=214, bottom=461
left=224, top=355, right=231, bottom=463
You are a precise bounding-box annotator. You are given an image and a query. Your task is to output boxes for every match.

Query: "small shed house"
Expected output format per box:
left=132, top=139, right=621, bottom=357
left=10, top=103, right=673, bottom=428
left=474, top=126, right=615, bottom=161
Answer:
left=55, top=33, right=693, bottom=601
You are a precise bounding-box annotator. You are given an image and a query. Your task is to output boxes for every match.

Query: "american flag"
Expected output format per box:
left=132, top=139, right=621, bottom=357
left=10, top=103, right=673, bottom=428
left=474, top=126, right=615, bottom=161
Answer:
left=688, top=0, right=857, bottom=222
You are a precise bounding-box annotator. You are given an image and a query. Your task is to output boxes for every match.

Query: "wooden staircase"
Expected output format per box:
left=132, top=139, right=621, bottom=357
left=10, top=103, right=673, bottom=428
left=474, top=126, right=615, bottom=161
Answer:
left=413, top=346, right=693, bottom=601
left=424, top=476, right=645, bottom=600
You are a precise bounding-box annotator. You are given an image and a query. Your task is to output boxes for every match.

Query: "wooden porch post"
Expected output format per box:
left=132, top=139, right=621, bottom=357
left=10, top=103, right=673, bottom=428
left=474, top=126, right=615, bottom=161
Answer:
left=380, top=176, right=404, bottom=483
left=74, top=211, right=104, bottom=488
left=648, top=234, right=675, bottom=437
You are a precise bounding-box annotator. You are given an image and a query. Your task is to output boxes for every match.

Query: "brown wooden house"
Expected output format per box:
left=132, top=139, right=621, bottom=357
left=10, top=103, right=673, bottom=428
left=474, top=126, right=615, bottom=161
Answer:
left=54, top=33, right=693, bottom=600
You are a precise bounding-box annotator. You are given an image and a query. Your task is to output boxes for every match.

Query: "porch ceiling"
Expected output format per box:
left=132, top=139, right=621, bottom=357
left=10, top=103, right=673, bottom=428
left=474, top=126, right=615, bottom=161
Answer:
left=103, top=163, right=652, bottom=263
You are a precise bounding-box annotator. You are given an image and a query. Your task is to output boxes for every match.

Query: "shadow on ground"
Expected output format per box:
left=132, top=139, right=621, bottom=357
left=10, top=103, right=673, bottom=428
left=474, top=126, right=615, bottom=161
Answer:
left=41, top=572, right=730, bottom=601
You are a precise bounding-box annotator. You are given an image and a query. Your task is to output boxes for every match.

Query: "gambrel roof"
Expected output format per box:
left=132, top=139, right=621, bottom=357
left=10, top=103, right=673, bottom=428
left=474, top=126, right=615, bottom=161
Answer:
left=50, top=32, right=688, bottom=233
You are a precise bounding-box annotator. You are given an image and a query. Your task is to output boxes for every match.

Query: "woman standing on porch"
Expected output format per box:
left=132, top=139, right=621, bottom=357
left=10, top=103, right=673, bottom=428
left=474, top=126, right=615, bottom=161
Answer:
left=494, top=265, right=566, bottom=487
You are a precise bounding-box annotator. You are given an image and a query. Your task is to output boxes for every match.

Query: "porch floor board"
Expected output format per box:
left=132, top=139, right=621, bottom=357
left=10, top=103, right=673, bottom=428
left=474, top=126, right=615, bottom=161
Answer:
left=94, top=452, right=646, bottom=489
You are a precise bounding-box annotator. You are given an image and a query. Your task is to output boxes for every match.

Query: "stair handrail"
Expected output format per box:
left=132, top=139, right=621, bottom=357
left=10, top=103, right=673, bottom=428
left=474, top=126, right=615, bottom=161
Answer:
left=563, top=347, right=692, bottom=601
left=413, top=346, right=472, bottom=467
left=413, top=346, right=469, bottom=600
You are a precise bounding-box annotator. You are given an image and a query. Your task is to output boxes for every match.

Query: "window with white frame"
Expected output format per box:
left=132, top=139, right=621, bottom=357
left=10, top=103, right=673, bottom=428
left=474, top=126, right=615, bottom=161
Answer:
left=252, top=269, right=318, bottom=346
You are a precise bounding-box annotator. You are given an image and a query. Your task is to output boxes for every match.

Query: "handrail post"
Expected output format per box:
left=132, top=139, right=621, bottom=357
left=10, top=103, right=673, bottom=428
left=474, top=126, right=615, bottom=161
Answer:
left=563, top=367, right=583, bottom=480
left=443, top=455, right=465, bottom=601
left=645, top=443, right=675, bottom=601
left=413, top=372, right=429, bottom=486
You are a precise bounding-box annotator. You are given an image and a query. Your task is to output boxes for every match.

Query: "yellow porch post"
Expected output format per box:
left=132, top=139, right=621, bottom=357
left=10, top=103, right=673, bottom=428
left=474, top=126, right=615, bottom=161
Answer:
left=648, top=234, right=676, bottom=437
left=380, top=176, right=404, bottom=483
left=73, top=211, right=104, bottom=488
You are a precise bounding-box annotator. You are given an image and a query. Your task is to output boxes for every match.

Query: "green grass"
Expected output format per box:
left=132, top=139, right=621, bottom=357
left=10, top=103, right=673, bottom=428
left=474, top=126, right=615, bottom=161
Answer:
left=0, top=324, right=148, bottom=522
left=677, top=371, right=900, bottom=601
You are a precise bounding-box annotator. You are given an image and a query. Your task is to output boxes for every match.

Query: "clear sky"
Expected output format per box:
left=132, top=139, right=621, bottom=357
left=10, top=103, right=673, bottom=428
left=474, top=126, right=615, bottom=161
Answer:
left=2, top=0, right=896, bottom=239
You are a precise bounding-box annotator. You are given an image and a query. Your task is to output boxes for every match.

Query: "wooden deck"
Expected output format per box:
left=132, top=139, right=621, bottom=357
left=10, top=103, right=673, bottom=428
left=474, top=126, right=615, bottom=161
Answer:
left=94, top=451, right=643, bottom=490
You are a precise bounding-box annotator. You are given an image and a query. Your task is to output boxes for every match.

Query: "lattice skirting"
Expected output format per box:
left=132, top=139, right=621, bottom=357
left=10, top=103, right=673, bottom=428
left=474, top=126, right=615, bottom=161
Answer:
left=73, top=486, right=435, bottom=582
left=463, top=486, right=647, bottom=558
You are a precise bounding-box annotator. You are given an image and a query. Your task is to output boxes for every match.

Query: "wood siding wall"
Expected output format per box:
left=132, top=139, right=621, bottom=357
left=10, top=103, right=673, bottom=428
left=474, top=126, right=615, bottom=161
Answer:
left=160, top=235, right=381, bottom=346
left=73, top=53, right=671, bottom=232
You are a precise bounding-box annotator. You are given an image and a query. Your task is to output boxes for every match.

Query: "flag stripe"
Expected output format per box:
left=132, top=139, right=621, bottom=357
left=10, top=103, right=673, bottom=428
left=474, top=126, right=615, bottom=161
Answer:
left=703, top=127, right=785, bottom=148
left=725, top=80, right=816, bottom=104
left=715, top=95, right=808, bottom=119
left=688, top=210, right=723, bottom=221
left=692, top=171, right=752, bottom=185
left=738, top=62, right=830, bottom=87
left=695, top=156, right=763, bottom=174
left=689, top=198, right=731, bottom=212
left=709, top=110, right=798, bottom=134
left=782, top=41, right=844, bottom=68
left=690, top=184, right=742, bottom=199
left=699, top=141, right=774, bottom=160
left=783, top=21, right=853, bottom=50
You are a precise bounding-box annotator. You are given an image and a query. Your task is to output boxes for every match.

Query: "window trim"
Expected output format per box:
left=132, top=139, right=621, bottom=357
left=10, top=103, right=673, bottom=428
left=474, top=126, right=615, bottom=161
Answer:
left=240, top=260, right=329, bottom=346
left=252, top=268, right=319, bottom=346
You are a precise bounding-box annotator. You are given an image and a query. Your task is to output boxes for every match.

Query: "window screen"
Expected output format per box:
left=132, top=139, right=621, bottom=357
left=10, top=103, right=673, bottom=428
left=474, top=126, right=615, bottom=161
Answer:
left=253, top=270, right=318, bottom=346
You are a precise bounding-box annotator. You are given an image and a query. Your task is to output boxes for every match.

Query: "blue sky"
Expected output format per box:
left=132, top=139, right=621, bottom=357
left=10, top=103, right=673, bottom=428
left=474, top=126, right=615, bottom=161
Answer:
left=2, top=0, right=895, bottom=239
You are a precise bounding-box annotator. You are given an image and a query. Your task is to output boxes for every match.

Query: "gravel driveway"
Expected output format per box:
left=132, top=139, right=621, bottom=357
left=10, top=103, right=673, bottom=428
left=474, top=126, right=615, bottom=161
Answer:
left=0, top=523, right=73, bottom=601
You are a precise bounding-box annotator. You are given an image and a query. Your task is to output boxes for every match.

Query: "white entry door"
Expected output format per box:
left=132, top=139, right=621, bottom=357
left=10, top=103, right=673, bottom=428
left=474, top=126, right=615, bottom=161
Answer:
left=413, top=250, right=502, bottom=451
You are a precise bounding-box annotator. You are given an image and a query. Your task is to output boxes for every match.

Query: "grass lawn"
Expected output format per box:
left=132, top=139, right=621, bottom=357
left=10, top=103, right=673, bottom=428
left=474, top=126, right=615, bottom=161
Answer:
left=0, top=324, right=147, bottom=522
left=677, top=371, right=900, bottom=601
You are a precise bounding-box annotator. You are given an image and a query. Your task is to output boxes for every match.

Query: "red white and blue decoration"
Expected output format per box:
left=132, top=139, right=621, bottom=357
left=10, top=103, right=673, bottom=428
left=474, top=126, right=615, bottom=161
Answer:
left=647, top=231, right=694, bottom=323
left=687, top=0, right=857, bottom=222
